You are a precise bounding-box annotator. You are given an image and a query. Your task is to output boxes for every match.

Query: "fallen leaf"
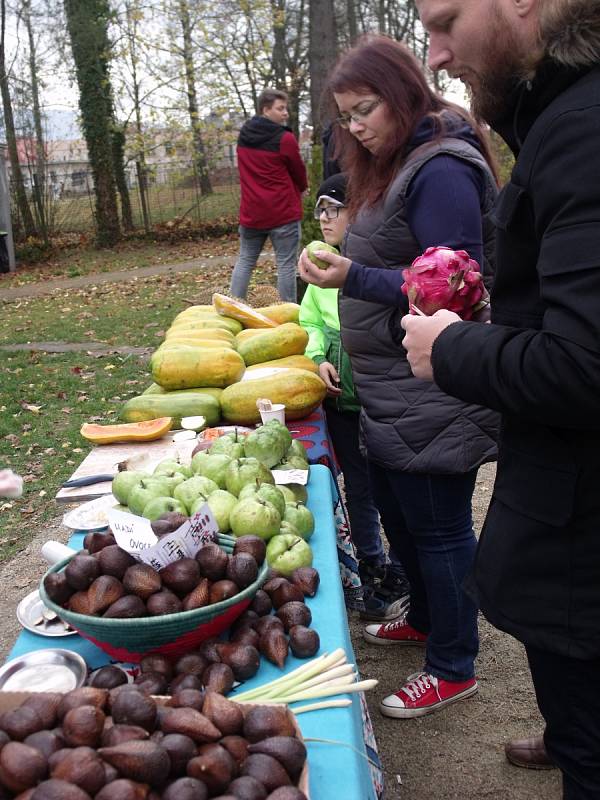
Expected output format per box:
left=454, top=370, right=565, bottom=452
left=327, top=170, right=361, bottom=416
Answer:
left=20, top=402, right=43, bottom=414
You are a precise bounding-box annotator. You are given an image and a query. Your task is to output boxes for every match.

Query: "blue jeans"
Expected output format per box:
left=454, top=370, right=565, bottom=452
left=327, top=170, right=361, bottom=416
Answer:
left=230, top=221, right=301, bottom=302
left=325, top=406, right=404, bottom=576
left=369, top=462, right=479, bottom=682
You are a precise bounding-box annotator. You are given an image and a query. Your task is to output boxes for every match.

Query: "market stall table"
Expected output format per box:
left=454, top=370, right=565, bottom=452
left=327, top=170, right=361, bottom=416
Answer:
left=6, top=464, right=383, bottom=800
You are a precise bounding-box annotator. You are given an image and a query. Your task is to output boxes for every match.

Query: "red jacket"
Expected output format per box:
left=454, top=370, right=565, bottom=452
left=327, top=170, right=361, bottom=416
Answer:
left=237, top=116, right=308, bottom=229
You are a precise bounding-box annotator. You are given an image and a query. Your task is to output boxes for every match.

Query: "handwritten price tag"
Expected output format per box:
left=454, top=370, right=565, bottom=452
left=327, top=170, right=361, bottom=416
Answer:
left=107, top=504, right=219, bottom=570
left=271, top=468, right=309, bottom=486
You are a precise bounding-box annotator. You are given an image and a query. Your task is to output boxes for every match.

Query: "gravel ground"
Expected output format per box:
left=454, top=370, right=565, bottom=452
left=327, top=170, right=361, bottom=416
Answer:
left=0, top=468, right=561, bottom=799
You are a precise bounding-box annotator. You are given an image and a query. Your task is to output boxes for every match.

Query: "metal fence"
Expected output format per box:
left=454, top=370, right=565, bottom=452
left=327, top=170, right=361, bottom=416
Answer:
left=9, top=160, right=241, bottom=239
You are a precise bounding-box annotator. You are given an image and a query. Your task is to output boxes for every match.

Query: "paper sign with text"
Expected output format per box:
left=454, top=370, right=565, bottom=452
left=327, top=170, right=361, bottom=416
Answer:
left=271, top=468, right=309, bottom=486
left=107, top=504, right=219, bottom=570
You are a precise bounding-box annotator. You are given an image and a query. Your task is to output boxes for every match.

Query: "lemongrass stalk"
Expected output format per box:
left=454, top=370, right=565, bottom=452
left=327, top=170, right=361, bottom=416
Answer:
left=234, top=649, right=348, bottom=702
left=293, top=700, right=352, bottom=713
left=277, top=679, right=378, bottom=704
left=295, top=673, right=358, bottom=694
left=283, top=673, right=358, bottom=699
left=233, top=653, right=332, bottom=702
left=259, top=653, right=352, bottom=700
left=287, top=664, right=356, bottom=693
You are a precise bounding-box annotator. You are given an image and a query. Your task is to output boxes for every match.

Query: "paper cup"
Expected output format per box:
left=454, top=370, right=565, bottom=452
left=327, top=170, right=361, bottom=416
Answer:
left=259, top=404, right=286, bottom=425
left=41, top=541, right=77, bottom=566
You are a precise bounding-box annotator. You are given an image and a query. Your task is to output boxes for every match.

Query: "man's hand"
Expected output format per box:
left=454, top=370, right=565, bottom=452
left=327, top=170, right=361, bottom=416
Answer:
left=318, top=362, right=342, bottom=396
left=401, top=310, right=461, bottom=380
left=298, top=248, right=352, bottom=288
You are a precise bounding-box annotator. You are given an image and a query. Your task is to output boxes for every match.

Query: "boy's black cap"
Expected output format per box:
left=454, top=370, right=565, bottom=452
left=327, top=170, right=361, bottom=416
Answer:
left=315, top=173, right=347, bottom=207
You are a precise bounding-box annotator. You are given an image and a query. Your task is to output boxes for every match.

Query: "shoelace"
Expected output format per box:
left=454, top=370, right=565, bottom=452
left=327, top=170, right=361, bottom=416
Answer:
left=401, top=672, right=437, bottom=701
left=382, top=617, right=409, bottom=632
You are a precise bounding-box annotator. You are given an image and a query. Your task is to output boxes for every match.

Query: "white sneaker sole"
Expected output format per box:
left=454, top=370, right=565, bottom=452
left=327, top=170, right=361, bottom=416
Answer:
left=379, top=682, right=478, bottom=719
left=362, top=628, right=427, bottom=646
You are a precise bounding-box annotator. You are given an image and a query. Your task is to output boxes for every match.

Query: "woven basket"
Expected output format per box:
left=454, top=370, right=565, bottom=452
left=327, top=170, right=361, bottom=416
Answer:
left=39, top=535, right=268, bottom=662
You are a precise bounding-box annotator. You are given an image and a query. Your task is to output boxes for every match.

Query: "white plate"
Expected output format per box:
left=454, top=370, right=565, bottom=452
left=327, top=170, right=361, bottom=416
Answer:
left=17, top=590, right=76, bottom=637
left=0, top=649, right=87, bottom=692
left=62, top=493, right=118, bottom=531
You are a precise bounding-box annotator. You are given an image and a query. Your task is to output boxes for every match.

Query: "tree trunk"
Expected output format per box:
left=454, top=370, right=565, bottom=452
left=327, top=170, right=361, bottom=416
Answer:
left=64, top=0, right=120, bottom=247
left=23, top=0, right=48, bottom=243
left=112, top=125, right=133, bottom=231
left=308, top=0, right=337, bottom=143
left=270, top=0, right=287, bottom=89
left=346, top=0, right=358, bottom=42
left=124, top=0, right=150, bottom=233
left=178, top=0, right=212, bottom=196
left=0, top=0, right=36, bottom=238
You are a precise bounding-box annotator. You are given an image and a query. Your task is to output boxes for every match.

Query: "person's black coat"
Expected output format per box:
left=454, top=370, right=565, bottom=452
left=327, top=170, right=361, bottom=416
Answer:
left=431, top=62, right=600, bottom=659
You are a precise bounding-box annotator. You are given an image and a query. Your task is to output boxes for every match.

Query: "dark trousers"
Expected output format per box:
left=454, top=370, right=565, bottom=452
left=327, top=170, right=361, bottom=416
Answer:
left=324, top=405, right=403, bottom=575
left=369, top=462, right=479, bottom=682
left=527, top=645, right=600, bottom=799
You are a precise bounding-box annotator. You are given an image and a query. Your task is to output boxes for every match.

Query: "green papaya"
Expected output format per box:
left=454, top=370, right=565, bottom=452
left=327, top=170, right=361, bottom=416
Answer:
left=119, top=392, right=221, bottom=429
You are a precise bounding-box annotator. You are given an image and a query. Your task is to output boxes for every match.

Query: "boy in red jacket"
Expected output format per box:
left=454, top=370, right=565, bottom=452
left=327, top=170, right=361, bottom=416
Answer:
left=230, top=89, right=308, bottom=303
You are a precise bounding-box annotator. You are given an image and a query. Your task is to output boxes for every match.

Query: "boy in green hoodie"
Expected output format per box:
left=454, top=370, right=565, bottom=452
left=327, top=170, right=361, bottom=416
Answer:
left=299, top=174, right=409, bottom=620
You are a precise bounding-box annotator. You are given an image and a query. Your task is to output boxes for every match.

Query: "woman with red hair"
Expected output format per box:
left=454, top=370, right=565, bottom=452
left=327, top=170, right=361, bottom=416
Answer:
left=300, top=35, right=499, bottom=719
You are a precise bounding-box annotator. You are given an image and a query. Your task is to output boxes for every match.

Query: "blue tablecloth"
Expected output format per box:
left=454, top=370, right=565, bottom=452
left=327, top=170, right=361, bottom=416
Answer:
left=8, top=465, right=381, bottom=800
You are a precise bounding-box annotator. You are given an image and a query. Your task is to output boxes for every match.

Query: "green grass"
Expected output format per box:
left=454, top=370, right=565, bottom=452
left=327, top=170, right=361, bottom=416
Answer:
left=0, top=263, right=279, bottom=560
left=0, top=233, right=242, bottom=286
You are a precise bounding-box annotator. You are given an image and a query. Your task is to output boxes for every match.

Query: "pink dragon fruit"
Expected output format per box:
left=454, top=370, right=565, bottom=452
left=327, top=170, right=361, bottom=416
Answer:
left=401, top=246, right=488, bottom=320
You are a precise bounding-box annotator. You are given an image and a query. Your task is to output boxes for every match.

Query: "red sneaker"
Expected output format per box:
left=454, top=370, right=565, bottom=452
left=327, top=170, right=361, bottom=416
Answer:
left=380, top=671, right=478, bottom=718
left=363, top=618, right=428, bottom=646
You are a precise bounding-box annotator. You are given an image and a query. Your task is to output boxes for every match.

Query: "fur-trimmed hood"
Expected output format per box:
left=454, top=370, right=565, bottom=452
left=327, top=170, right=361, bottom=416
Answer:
left=542, top=1, right=600, bottom=68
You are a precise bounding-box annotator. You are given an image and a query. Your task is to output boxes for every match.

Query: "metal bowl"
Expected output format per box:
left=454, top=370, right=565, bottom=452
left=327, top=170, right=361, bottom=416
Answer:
left=0, top=649, right=87, bottom=692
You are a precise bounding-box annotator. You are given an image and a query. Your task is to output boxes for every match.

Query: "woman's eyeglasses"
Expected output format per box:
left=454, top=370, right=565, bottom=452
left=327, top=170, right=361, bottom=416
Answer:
left=336, top=97, right=382, bottom=129
left=314, top=205, right=345, bottom=220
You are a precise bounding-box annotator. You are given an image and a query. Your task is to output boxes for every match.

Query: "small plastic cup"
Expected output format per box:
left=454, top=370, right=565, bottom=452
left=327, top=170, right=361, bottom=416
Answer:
left=259, top=403, right=286, bottom=425
left=41, top=541, right=77, bottom=566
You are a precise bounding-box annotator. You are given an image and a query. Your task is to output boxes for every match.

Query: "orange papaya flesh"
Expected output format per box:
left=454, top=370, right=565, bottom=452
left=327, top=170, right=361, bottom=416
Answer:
left=213, top=293, right=278, bottom=329
left=80, top=417, right=173, bottom=444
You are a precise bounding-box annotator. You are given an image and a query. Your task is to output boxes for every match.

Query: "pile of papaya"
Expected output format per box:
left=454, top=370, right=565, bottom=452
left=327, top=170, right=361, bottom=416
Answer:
left=95, top=295, right=327, bottom=436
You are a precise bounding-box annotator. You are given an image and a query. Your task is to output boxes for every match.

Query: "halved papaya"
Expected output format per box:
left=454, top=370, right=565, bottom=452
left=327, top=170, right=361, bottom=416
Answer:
left=80, top=417, right=173, bottom=444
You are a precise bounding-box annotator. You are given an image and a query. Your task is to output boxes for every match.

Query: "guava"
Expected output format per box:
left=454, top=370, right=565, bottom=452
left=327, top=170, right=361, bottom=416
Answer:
left=306, top=240, right=339, bottom=270
left=230, top=498, right=281, bottom=540
left=287, top=440, right=309, bottom=464
left=243, top=427, right=286, bottom=468
left=153, top=459, right=192, bottom=478
left=262, top=419, right=293, bottom=450
left=283, top=502, right=315, bottom=540
left=266, top=533, right=313, bottom=576
left=209, top=432, right=245, bottom=459
left=191, top=489, right=238, bottom=533
left=279, top=484, right=309, bottom=504
left=191, top=452, right=232, bottom=488
left=225, top=457, right=275, bottom=497
left=128, top=477, right=174, bottom=516
left=111, top=470, right=150, bottom=506
left=174, top=475, right=220, bottom=513
left=238, top=481, right=287, bottom=518
left=142, top=496, right=187, bottom=522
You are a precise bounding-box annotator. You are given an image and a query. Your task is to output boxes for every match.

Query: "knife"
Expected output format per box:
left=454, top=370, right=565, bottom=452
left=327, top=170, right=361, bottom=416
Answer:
left=61, top=474, right=116, bottom=488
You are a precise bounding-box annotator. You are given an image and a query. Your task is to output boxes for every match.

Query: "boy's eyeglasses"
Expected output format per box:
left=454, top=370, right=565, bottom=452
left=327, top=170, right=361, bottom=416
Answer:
left=314, top=205, right=345, bottom=220
left=336, top=97, right=382, bottom=129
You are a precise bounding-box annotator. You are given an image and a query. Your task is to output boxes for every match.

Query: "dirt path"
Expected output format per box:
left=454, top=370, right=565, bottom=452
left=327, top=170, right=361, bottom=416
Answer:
left=0, top=252, right=268, bottom=301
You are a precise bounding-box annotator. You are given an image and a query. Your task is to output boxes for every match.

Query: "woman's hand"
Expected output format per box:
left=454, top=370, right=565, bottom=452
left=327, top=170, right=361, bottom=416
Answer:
left=318, top=362, right=342, bottom=396
left=298, top=248, right=352, bottom=288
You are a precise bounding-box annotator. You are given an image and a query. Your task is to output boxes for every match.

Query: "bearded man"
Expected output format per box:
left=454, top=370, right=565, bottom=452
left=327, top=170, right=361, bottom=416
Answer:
left=400, top=1, right=600, bottom=796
